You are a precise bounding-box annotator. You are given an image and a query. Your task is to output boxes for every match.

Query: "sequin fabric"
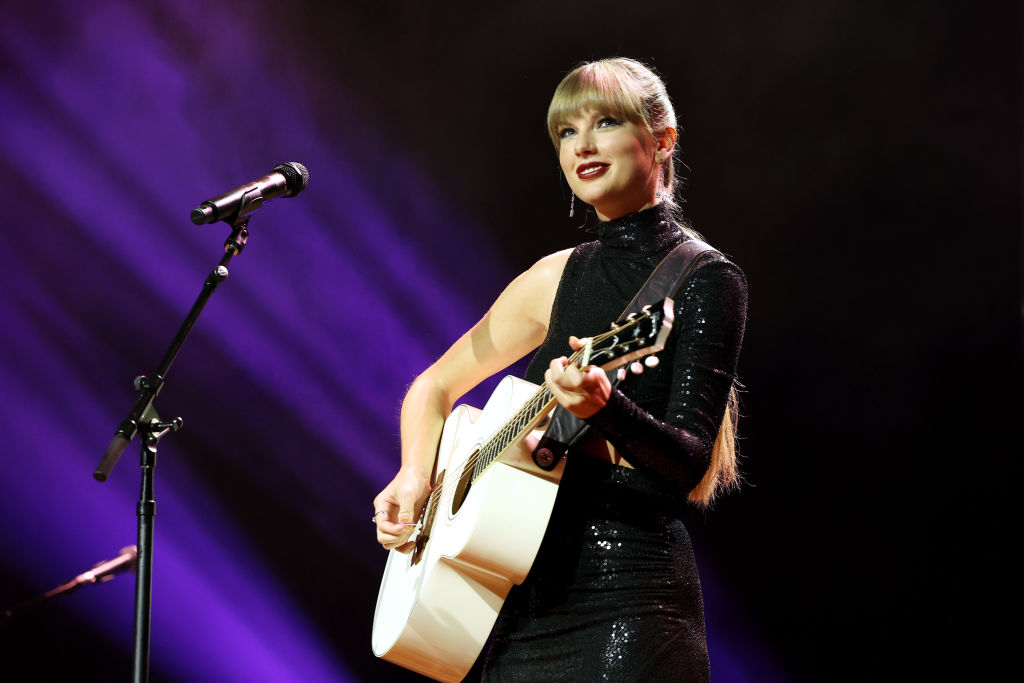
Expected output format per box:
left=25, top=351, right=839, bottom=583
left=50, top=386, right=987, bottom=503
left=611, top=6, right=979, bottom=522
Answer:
left=528, top=204, right=747, bottom=495
left=480, top=205, right=747, bottom=682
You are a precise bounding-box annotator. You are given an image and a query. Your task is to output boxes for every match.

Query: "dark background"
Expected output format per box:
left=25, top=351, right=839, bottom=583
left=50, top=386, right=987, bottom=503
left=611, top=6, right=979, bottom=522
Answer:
left=1, top=2, right=1018, bottom=681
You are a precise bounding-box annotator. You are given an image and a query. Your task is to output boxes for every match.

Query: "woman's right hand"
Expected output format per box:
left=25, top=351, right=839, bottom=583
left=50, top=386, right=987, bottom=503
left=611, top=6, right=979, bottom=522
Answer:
left=373, top=467, right=432, bottom=553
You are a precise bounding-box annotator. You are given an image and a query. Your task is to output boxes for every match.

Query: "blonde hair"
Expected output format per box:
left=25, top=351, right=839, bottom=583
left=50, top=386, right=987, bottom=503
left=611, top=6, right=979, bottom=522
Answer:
left=549, top=58, right=741, bottom=505
left=689, top=385, right=742, bottom=506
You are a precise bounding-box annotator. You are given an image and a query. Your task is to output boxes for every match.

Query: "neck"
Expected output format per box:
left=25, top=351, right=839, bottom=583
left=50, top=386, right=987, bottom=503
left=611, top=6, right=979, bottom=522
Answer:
left=594, top=195, right=660, bottom=222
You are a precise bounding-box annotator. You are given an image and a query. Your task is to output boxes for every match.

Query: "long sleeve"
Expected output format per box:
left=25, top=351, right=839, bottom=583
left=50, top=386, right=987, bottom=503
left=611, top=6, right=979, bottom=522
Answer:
left=585, top=257, right=748, bottom=495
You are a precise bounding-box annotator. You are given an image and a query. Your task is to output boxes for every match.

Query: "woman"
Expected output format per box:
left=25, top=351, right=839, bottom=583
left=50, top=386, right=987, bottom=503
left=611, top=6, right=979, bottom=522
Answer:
left=374, top=57, right=747, bottom=681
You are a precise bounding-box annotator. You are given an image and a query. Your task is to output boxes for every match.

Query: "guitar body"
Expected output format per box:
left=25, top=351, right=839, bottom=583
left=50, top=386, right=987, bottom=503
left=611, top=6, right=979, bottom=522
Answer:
left=371, top=299, right=674, bottom=682
left=372, top=375, right=565, bottom=683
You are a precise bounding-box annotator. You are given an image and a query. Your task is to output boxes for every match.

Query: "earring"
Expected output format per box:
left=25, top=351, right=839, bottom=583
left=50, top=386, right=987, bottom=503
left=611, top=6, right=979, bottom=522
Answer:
left=569, top=192, right=575, bottom=218
left=655, top=164, right=664, bottom=200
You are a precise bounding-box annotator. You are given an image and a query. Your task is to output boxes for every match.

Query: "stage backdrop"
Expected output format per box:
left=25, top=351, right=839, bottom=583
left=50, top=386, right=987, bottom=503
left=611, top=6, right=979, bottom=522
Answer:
left=1, top=2, right=1017, bottom=681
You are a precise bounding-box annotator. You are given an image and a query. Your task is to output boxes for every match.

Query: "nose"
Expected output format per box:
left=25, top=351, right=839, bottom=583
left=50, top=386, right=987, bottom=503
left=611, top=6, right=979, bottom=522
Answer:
left=574, top=129, right=597, bottom=157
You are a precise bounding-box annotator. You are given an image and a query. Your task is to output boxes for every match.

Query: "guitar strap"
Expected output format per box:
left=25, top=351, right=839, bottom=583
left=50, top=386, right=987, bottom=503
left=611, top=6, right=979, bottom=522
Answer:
left=532, top=238, right=720, bottom=470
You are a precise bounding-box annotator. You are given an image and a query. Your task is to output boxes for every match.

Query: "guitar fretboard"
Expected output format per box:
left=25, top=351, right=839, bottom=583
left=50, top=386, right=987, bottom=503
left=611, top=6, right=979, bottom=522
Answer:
left=470, top=383, right=559, bottom=481
left=428, top=302, right=667, bottom=505
left=469, top=335, right=600, bottom=481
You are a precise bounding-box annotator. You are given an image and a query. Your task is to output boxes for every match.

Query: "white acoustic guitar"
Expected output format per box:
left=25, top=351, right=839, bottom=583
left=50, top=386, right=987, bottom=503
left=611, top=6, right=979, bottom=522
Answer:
left=371, top=299, right=675, bottom=682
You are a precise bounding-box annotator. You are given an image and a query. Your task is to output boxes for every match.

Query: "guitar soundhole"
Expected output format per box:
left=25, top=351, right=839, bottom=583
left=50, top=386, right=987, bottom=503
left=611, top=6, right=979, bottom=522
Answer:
left=450, top=450, right=478, bottom=516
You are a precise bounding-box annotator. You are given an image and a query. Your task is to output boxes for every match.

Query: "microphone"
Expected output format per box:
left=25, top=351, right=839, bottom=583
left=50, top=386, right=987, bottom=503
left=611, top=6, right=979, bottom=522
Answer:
left=2, top=546, right=138, bottom=623
left=67, top=545, right=138, bottom=589
left=190, top=162, right=309, bottom=225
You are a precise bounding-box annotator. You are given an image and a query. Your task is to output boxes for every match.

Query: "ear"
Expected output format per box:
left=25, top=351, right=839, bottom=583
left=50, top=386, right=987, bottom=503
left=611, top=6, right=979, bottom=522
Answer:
left=655, top=127, right=677, bottom=163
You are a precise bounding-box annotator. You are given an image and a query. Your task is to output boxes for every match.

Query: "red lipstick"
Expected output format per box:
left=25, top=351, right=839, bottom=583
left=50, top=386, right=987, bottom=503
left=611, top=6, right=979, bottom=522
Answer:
left=576, top=162, right=609, bottom=180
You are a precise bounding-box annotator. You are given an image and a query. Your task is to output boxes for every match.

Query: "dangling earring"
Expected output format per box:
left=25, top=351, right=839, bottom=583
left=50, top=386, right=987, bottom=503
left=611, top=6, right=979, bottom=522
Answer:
left=655, top=164, right=664, bottom=200
left=569, top=192, right=575, bottom=218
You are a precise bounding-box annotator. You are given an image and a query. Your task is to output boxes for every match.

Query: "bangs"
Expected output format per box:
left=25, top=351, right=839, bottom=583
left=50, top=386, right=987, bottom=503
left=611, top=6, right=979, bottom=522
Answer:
left=546, top=63, right=650, bottom=146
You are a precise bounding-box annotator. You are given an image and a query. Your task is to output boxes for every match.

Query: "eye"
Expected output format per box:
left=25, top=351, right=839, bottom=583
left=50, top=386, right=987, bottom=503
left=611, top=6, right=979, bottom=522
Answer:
left=597, top=116, right=622, bottom=128
left=557, top=126, right=577, bottom=139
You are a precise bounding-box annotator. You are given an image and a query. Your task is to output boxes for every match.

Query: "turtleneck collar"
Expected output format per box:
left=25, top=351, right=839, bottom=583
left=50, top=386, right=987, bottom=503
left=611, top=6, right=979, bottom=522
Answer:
left=585, top=203, right=684, bottom=255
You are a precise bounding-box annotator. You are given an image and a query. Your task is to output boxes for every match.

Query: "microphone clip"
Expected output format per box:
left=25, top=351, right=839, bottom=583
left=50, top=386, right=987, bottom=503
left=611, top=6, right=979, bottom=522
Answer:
left=224, top=216, right=250, bottom=255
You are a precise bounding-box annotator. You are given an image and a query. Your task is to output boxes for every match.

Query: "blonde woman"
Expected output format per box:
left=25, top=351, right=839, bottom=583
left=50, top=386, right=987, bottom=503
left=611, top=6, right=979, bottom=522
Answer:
left=374, top=57, right=747, bottom=681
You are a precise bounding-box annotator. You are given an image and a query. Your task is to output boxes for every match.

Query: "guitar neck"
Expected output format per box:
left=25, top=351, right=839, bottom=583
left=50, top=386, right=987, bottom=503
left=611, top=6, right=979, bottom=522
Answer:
left=467, top=301, right=672, bottom=484
left=470, top=333, right=604, bottom=481
left=471, top=385, right=558, bottom=482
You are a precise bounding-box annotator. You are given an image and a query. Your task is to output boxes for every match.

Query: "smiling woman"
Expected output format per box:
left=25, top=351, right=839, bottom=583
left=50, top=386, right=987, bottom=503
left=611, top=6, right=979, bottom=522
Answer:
left=549, top=58, right=680, bottom=222
left=373, top=57, right=748, bottom=682
left=555, top=110, right=666, bottom=221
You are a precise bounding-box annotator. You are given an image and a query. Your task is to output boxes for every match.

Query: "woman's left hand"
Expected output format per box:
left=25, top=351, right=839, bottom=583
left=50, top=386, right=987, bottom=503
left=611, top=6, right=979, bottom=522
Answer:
left=545, top=336, right=612, bottom=419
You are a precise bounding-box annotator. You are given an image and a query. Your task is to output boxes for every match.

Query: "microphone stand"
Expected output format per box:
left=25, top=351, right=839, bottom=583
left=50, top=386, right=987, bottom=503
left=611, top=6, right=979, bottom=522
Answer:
left=93, top=212, right=253, bottom=683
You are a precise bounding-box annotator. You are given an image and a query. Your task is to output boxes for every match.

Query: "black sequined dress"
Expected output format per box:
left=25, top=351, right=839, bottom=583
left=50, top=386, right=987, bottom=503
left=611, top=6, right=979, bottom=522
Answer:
left=480, top=205, right=748, bottom=682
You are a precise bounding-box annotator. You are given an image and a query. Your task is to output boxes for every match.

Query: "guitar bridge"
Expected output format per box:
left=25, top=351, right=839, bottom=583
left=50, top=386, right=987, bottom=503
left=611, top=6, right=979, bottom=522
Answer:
left=411, top=532, right=429, bottom=565
left=410, top=469, right=445, bottom=566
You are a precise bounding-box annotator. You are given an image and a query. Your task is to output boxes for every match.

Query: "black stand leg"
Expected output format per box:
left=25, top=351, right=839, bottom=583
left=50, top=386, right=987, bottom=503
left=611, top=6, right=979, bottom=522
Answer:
left=132, top=438, right=155, bottom=683
left=131, top=415, right=180, bottom=683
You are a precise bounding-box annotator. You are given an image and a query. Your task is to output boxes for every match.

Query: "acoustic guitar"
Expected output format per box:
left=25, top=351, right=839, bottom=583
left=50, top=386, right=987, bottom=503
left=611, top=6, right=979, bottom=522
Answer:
left=372, top=299, right=674, bottom=682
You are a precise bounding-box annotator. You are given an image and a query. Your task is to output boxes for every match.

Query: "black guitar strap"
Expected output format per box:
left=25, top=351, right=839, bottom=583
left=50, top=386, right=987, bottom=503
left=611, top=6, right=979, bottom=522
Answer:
left=531, top=238, right=720, bottom=470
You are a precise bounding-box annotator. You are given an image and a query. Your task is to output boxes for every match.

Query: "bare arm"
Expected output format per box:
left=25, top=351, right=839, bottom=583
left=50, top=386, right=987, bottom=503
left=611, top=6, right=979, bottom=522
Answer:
left=374, top=249, right=570, bottom=550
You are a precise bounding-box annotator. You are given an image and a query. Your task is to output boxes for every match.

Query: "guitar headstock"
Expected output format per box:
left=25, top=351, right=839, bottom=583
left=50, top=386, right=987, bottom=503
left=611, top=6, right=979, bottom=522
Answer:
left=581, top=298, right=674, bottom=371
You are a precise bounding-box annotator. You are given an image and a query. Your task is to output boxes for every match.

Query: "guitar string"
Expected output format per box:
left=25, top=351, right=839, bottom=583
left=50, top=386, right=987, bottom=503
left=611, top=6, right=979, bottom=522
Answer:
left=415, top=313, right=654, bottom=522
left=413, top=311, right=656, bottom=525
left=462, top=309, right=655, bottom=477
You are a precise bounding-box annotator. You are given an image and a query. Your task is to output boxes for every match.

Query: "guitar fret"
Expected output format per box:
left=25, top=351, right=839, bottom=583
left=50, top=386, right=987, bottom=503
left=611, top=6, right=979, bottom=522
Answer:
left=467, top=305, right=668, bottom=485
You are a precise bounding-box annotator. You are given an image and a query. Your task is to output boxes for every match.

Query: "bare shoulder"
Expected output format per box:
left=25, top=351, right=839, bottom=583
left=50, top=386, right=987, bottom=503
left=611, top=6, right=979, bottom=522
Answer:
left=533, top=248, right=572, bottom=276
left=534, top=247, right=574, bottom=270
left=426, top=248, right=572, bottom=397
left=506, top=248, right=572, bottom=326
left=520, top=248, right=572, bottom=298
left=476, top=247, right=573, bottom=358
